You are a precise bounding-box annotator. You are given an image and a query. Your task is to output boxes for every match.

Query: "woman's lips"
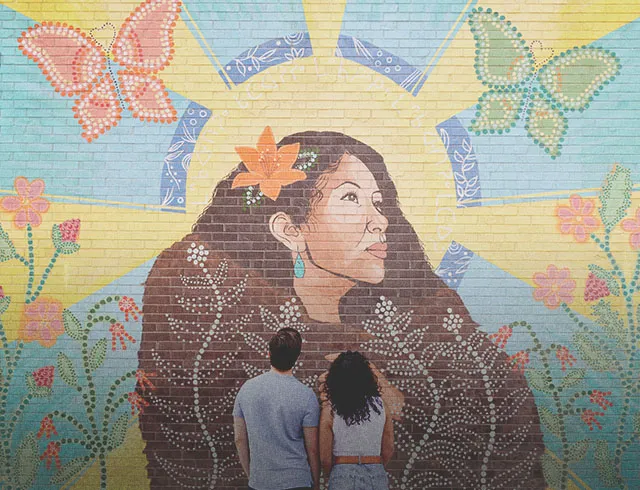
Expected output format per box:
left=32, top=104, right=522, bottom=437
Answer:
left=366, top=242, right=388, bottom=259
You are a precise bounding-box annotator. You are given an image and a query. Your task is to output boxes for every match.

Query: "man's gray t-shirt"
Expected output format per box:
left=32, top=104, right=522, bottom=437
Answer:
left=233, top=370, right=320, bottom=490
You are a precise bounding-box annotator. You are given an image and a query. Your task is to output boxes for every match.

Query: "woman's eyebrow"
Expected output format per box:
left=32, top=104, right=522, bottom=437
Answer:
left=334, top=181, right=361, bottom=190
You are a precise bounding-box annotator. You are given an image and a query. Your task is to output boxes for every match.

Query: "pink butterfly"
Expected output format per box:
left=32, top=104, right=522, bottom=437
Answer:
left=18, top=0, right=181, bottom=142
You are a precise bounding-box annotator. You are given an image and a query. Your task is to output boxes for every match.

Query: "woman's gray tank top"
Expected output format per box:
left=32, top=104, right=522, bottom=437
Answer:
left=332, top=396, right=385, bottom=457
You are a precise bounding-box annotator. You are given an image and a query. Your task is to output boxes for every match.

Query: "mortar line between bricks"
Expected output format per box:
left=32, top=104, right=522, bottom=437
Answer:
left=181, top=2, right=233, bottom=87
left=412, top=0, right=476, bottom=94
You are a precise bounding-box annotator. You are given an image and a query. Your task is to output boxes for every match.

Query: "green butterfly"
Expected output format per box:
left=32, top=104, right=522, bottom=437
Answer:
left=467, top=7, right=621, bottom=159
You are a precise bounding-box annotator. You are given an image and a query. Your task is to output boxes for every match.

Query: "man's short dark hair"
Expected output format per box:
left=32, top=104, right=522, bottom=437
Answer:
left=269, top=328, right=302, bottom=371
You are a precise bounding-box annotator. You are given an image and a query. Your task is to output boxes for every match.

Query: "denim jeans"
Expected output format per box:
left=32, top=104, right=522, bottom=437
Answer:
left=328, top=464, right=389, bottom=490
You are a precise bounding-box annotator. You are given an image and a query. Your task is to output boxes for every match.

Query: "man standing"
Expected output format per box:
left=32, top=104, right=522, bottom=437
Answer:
left=234, top=327, right=320, bottom=490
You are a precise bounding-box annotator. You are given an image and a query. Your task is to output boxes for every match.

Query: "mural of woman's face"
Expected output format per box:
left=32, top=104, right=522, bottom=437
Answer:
left=302, top=153, right=388, bottom=284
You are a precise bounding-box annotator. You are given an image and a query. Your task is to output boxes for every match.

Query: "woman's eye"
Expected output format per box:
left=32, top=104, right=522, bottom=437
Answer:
left=341, top=192, right=359, bottom=204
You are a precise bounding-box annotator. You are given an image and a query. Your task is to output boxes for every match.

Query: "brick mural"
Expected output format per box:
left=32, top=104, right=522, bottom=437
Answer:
left=1, top=0, right=639, bottom=489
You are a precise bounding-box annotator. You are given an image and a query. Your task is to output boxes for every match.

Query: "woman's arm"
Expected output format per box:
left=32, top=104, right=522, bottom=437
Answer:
left=319, top=402, right=334, bottom=477
left=381, top=400, right=395, bottom=466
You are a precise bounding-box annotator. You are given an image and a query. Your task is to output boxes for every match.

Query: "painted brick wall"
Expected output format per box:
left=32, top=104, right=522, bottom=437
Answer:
left=1, top=0, right=639, bottom=489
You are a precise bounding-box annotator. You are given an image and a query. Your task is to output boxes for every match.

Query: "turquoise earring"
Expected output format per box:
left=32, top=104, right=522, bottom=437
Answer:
left=294, top=252, right=305, bottom=278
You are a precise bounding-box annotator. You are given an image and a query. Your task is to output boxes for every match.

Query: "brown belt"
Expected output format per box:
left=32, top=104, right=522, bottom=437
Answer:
left=334, top=455, right=382, bottom=465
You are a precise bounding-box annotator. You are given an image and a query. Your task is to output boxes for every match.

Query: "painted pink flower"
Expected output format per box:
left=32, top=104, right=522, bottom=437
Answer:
left=0, top=286, right=4, bottom=298
left=489, top=325, right=512, bottom=349
left=119, top=296, right=142, bottom=322
left=507, top=350, right=529, bottom=373
left=19, top=297, right=64, bottom=348
left=556, top=194, right=599, bottom=242
left=40, top=441, right=61, bottom=470
left=590, top=390, right=613, bottom=411
left=32, top=366, right=55, bottom=388
left=128, top=391, right=149, bottom=415
left=59, top=218, right=80, bottom=242
left=37, top=416, right=58, bottom=439
left=0, top=177, right=50, bottom=228
left=555, top=346, right=576, bottom=371
left=135, top=369, right=156, bottom=392
left=581, top=409, right=605, bottom=431
left=109, top=322, right=136, bottom=350
left=584, top=272, right=611, bottom=302
left=621, top=208, right=640, bottom=250
left=533, top=265, right=576, bottom=309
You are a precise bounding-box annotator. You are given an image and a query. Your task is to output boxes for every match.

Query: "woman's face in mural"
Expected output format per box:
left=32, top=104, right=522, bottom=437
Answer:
left=301, top=153, right=388, bottom=284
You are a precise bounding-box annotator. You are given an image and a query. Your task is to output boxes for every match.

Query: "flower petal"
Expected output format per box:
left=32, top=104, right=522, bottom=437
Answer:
left=574, top=226, right=587, bottom=242
left=533, top=272, right=550, bottom=287
left=569, top=194, right=582, bottom=211
left=257, top=126, right=277, bottom=155
left=276, top=143, right=301, bottom=170
left=14, top=177, right=30, bottom=198
left=26, top=208, right=42, bottom=228
left=1, top=196, right=22, bottom=212
left=559, top=223, right=573, bottom=234
left=557, top=207, right=575, bottom=219
left=49, top=319, right=64, bottom=336
left=38, top=329, right=57, bottom=348
left=533, top=288, right=549, bottom=300
left=631, top=232, right=640, bottom=250
left=231, top=172, right=265, bottom=189
left=28, top=179, right=45, bottom=199
left=23, top=322, right=39, bottom=341
left=582, top=199, right=595, bottom=214
left=259, top=180, right=283, bottom=201
left=545, top=292, right=561, bottom=309
left=559, top=290, right=575, bottom=304
left=30, top=198, right=50, bottom=213
left=14, top=209, right=28, bottom=229
left=621, top=218, right=640, bottom=232
left=235, top=147, right=262, bottom=173
left=583, top=217, right=598, bottom=228
left=271, top=169, right=307, bottom=187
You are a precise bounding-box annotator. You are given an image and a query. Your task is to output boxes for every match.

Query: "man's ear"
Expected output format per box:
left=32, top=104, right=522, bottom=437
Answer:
left=269, top=212, right=305, bottom=252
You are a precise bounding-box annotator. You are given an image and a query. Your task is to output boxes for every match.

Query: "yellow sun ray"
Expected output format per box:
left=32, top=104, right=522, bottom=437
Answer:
left=301, top=0, right=348, bottom=59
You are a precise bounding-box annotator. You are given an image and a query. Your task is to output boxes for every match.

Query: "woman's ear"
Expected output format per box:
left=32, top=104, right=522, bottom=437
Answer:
left=269, top=212, right=305, bottom=252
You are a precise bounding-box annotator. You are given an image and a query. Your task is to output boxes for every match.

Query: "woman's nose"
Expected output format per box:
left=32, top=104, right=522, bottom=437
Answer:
left=367, top=208, right=388, bottom=234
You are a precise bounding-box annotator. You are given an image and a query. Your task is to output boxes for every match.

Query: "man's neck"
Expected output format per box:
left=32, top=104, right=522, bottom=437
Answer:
left=270, top=367, right=293, bottom=376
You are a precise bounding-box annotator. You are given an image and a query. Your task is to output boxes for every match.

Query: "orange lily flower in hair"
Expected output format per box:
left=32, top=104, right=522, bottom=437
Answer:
left=232, top=126, right=306, bottom=201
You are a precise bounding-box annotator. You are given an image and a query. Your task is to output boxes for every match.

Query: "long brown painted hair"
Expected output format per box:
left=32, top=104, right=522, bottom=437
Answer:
left=192, top=130, right=469, bottom=327
left=138, top=130, right=544, bottom=489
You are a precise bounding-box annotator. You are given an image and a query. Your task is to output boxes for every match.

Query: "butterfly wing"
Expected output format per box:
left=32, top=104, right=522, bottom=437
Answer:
left=113, top=0, right=182, bottom=73
left=72, top=75, right=123, bottom=142
left=538, top=47, right=621, bottom=111
left=18, top=22, right=105, bottom=96
left=468, top=8, right=535, bottom=89
left=524, top=92, right=568, bottom=158
left=119, top=70, right=178, bottom=123
left=470, top=89, right=526, bottom=135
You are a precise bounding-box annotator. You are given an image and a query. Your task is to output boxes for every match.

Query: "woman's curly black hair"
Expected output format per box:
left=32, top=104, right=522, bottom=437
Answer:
left=325, top=351, right=382, bottom=426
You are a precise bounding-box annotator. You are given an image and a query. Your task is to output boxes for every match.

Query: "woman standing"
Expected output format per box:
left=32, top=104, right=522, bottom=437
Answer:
left=320, top=351, right=394, bottom=490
